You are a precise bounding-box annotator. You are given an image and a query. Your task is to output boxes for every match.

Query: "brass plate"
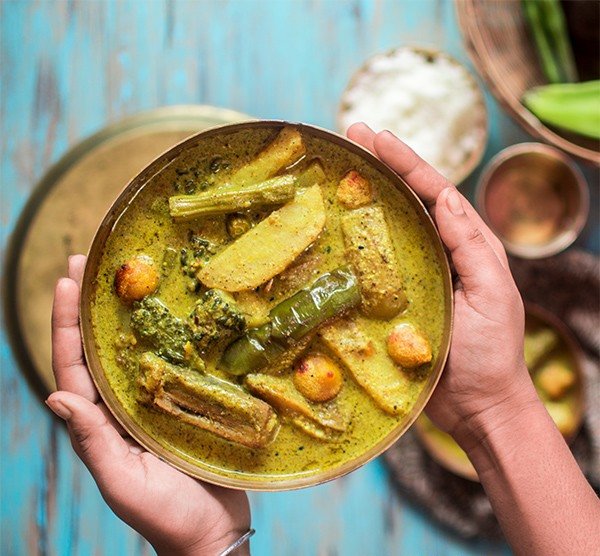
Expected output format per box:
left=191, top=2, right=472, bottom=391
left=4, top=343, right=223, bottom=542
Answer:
left=4, top=105, right=251, bottom=396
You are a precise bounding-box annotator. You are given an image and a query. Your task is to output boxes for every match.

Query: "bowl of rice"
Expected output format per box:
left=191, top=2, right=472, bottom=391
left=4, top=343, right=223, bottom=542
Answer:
left=338, top=46, right=488, bottom=185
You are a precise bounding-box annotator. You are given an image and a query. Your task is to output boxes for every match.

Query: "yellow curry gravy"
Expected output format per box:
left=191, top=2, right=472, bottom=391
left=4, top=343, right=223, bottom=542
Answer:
left=90, top=126, right=447, bottom=483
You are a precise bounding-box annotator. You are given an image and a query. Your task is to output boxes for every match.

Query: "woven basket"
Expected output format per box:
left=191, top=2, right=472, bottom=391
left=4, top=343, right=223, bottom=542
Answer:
left=456, top=0, right=599, bottom=166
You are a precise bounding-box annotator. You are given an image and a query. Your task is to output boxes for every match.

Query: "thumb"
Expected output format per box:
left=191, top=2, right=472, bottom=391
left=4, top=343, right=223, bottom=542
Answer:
left=46, top=392, right=137, bottom=489
left=435, top=188, right=509, bottom=302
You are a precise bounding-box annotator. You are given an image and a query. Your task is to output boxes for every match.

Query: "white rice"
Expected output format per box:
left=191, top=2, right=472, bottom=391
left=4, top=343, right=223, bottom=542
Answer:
left=339, top=49, right=486, bottom=181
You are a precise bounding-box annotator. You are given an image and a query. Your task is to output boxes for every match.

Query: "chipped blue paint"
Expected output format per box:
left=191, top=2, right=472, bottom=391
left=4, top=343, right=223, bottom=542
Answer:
left=1, top=1, right=597, bottom=555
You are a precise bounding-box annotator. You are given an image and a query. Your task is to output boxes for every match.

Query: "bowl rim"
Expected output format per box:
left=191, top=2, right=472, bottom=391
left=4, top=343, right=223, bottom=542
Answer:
left=79, top=119, right=454, bottom=491
left=475, top=142, right=590, bottom=259
left=336, top=45, right=489, bottom=185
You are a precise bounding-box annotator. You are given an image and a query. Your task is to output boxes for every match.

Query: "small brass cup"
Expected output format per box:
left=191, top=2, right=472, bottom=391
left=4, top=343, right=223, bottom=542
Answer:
left=476, top=143, right=589, bottom=259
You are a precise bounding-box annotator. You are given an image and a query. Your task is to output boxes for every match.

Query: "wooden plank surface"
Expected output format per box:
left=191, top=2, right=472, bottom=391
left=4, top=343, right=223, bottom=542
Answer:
left=1, top=1, right=597, bottom=555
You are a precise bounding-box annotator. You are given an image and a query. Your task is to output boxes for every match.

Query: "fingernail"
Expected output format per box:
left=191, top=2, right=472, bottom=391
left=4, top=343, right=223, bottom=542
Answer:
left=129, top=445, right=144, bottom=455
left=46, top=398, right=72, bottom=420
left=446, top=188, right=464, bottom=216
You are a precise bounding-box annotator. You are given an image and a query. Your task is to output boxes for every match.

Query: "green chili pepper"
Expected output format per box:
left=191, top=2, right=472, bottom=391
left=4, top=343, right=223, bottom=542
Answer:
left=219, top=266, right=360, bottom=375
left=523, top=81, right=600, bottom=139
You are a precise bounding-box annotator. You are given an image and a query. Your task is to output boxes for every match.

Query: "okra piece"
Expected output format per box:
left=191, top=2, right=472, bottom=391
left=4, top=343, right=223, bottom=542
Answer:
left=228, top=126, right=306, bottom=186
left=220, top=267, right=360, bottom=375
left=169, top=175, right=296, bottom=221
left=245, top=373, right=348, bottom=441
left=341, top=205, right=407, bottom=319
left=139, top=352, right=279, bottom=449
left=319, top=317, right=415, bottom=416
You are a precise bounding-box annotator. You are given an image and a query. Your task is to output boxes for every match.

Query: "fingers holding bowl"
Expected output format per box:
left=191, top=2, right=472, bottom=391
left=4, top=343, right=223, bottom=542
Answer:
left=346, top=122, right=377, bottom=154
left=46, top=391, right=142, bottom=487
left=372, top=130, right=455, bottom=209
left=347, top=125, right=453, bottom=207
left=68, top=254, right=87, bottom=285
left=435, top=188, right=514, bottom=305
left=346, top=126, right=509, bottom=269
left=51, top=255, right=98, bottom=402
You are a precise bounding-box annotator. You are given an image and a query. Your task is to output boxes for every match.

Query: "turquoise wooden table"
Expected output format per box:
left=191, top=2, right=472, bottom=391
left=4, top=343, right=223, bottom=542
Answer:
left=2, top=1, right=597, bottom=555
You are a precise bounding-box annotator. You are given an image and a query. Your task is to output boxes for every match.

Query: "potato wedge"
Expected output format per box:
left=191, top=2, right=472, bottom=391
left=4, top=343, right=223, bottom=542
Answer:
left=198, top=185, right=326, bottom=291
left=320, top=317, right=414, bottom=415
left=245, top=373, right=348, bottom=440
left=229, top=126, right=306, bottom=186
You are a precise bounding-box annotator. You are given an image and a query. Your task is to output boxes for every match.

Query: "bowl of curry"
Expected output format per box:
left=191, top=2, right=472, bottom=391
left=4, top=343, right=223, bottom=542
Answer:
left=80, top=121, right=453, bottom=490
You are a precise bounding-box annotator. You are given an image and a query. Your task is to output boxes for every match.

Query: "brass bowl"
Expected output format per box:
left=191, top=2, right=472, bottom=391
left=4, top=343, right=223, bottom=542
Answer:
left=414, top=414, right=479, bottom=482
left=80, top=120, right=454, bottom=491
left=456, top=0, right=600, bottom=165
left=475, top=143, right=589, bottom=259
left=525, top=303, right=586, bottom=443
left=337, top=46, right=488, bottom=185
left=415, top=303, right=586, bottom=482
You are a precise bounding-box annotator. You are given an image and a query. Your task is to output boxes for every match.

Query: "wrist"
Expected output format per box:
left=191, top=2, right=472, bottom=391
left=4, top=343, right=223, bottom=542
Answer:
left=450, top=366, right=541, bottom=459
left=154, top=524, right=251, bottom=556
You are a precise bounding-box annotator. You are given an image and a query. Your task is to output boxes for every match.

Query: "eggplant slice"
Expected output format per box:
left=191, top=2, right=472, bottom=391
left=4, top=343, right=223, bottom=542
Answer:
left=139, top=352, right=279, bottom=449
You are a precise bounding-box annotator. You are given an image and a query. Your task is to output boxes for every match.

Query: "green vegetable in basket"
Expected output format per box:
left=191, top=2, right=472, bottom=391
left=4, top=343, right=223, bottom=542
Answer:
left=522, top=0, right=578, bottom=84
left=523, top=81, right=600, bottom=139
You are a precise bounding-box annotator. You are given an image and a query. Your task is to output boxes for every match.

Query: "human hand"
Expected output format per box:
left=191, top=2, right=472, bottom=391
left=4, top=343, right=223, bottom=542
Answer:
left=46, top=255, right=251, bottom=556
left=346, top=124, right=539, bottom=447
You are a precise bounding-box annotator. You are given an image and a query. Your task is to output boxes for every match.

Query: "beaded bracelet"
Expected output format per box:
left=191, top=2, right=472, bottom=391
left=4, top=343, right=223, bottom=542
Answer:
left=218, top=528, right=255, bottom=556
